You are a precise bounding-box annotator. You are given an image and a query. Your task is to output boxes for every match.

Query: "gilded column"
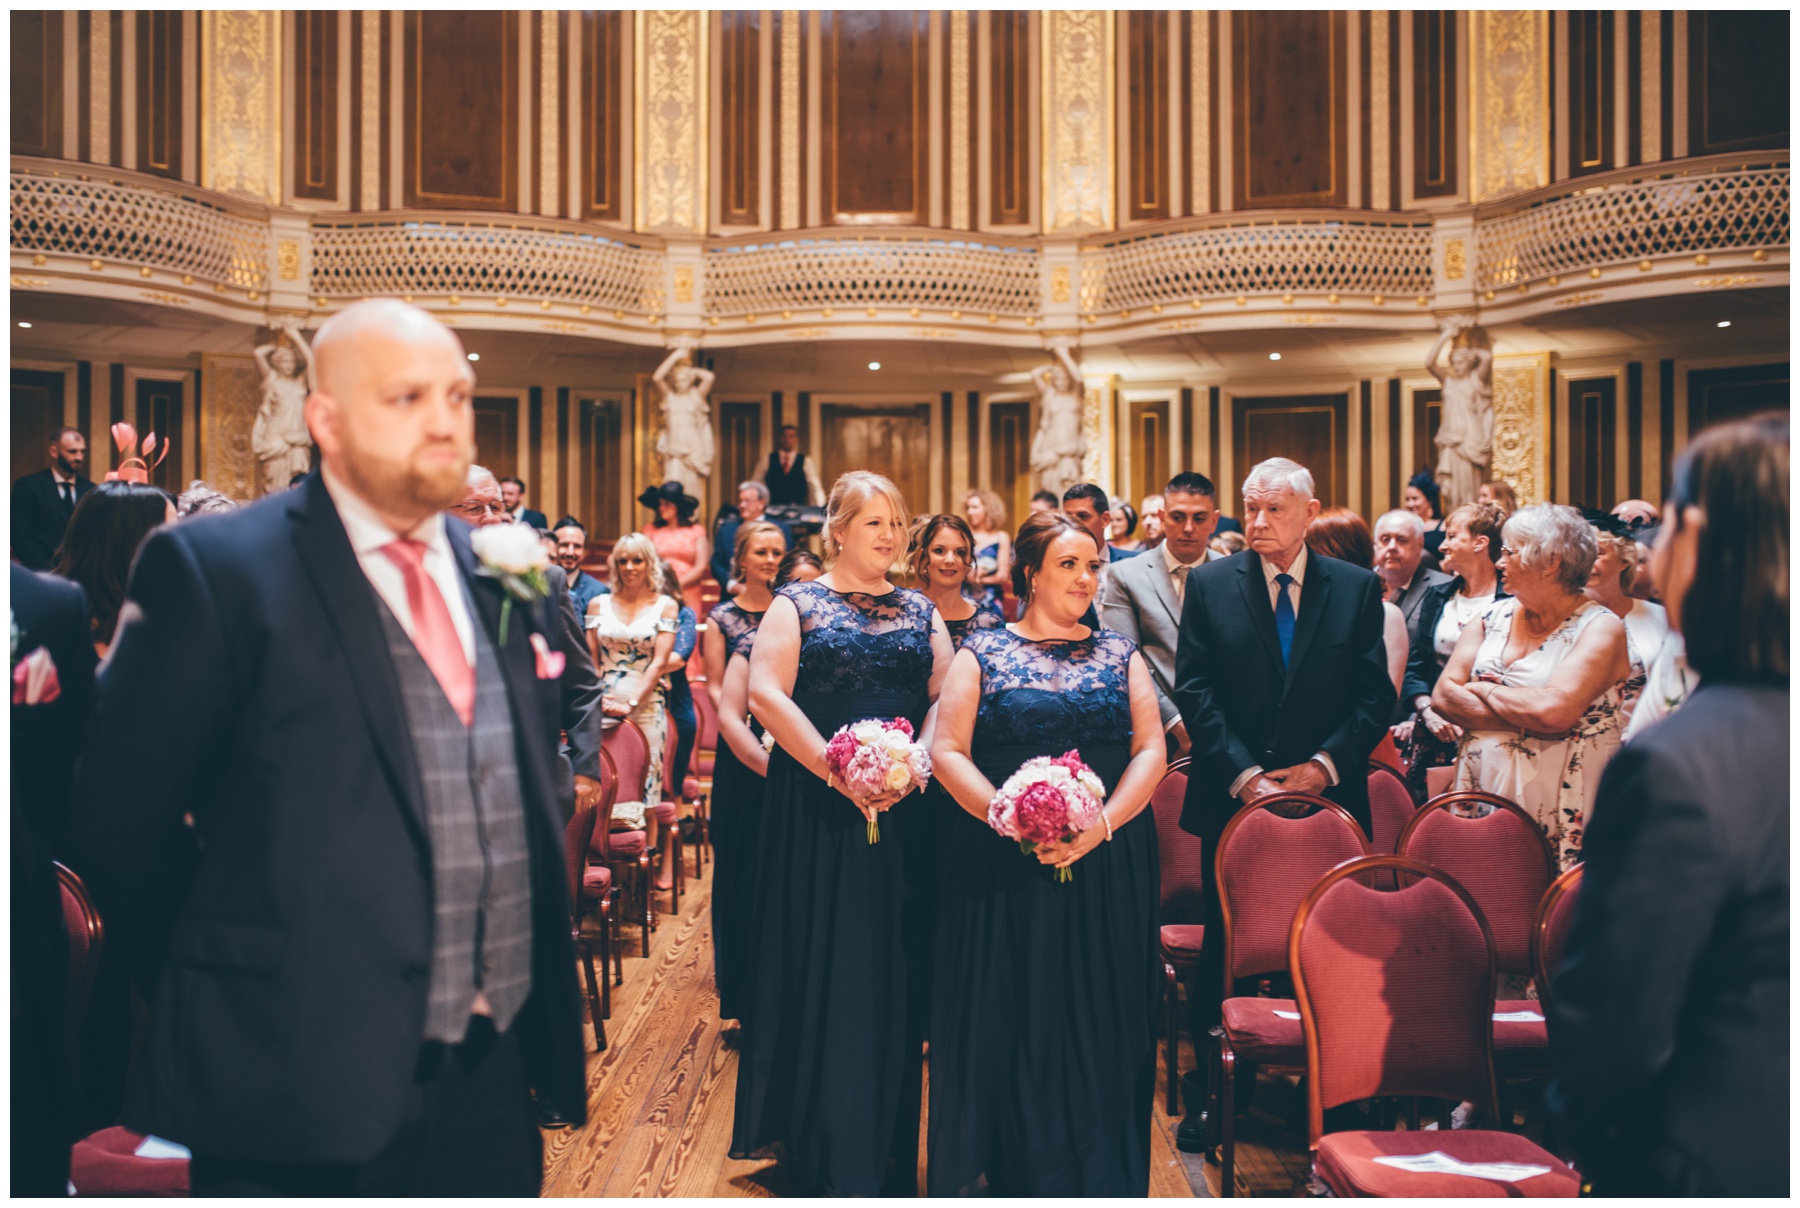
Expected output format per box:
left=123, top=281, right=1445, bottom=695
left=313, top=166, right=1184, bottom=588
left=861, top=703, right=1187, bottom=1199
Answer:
left=1040, top=10, right=1113, bottom=233
left=540, top=14, right=561, bottom=218
left=636, top=10, right=709, bottom=234
left=949, top=12, right=971, bottom=230
left=779, top=11, right=801, bottom=230
left=1470, top=11, right=1550, bottom=203
left=201, top=11, right=282, bottom=202
left=1489, top=353, right=1550, bottom=507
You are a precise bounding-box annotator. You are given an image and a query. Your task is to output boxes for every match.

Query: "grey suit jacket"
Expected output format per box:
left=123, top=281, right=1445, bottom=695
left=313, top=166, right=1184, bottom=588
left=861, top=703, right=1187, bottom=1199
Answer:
left=1391, top=565, right=1452, bottom=641
left=1098, top=548, right=1215, bottom=728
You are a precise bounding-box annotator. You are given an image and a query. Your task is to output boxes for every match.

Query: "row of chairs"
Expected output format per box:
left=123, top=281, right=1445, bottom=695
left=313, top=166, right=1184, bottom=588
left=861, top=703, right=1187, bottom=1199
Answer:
left=1151, top=758, right=1585, bottom=1197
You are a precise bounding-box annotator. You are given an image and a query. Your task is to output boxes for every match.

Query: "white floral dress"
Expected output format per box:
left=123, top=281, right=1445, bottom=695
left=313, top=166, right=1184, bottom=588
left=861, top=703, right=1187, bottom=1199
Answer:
left=588, top=592, right=679, bottom=810
left=1453, top=599, right=1628, bottom=870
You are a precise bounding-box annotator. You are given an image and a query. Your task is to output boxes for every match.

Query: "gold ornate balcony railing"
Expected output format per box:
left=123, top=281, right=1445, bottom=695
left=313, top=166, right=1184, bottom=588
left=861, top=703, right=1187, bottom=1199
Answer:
left=1475, top=154, right=1790, bottom=290
left=11, top=157, right=270, bottom=290
left=308, top=213, right=666, bottom=315
left=701, top=228, right=1042, bottom=319
left=1079, top=212, right=1437, bottom=313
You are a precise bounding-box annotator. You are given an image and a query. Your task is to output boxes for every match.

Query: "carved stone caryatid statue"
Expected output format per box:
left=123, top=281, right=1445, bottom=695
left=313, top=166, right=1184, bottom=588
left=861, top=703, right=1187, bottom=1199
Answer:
left=1030, top=337, right=1087, bottom=497
left=1425, top=316, right=1495, bottom=512
left=251, top=322, right=317, bottom=496
left=652, top=337, right=716, bottom=498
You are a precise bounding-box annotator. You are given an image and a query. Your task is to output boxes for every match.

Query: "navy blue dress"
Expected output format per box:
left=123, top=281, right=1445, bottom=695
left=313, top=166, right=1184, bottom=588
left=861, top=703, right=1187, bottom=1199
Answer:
left=928, top=627, right=1159, bottom=1196
left=731, top=582, right=938, bottom=1196
left=944, top=596, right=1006, bottom=648
left=707, top=600, right=765, bottom=1023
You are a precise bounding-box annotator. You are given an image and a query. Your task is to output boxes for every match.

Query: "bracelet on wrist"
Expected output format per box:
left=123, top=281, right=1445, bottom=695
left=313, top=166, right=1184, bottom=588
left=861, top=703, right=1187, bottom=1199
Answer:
left=1101, top=812, right=1115, bottom=842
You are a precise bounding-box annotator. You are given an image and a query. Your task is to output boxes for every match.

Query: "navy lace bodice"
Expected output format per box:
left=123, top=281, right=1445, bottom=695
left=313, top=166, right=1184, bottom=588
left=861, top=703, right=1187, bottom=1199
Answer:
left=780, top=581, right=937, bottom=696
left=945, top=599, right=1006, bottom=648
left=710, top=600, right=766, bottom=659
left=966, top=627, right=1137, bottom=790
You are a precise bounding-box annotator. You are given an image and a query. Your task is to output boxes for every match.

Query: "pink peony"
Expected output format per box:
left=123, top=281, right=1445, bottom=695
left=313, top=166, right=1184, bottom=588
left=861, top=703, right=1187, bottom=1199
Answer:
left=824, top=729, right=861, bottom=775
left=889, top=716, right=915, bottom=740
left=843, top=745, right=890, bottom=795
left=1012, top=781, right=1073, bottom=846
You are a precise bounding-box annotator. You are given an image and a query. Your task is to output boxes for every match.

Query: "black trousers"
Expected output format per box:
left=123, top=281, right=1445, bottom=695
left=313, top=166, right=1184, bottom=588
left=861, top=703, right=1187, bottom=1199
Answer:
left=189, top=1016, right=541, bottom=1197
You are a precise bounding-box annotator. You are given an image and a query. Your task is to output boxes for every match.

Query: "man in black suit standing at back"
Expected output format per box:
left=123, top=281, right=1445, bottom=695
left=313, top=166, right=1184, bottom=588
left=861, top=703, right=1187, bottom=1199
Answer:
left=71, top=299, right=585, bottom=1195
left=1171, top=456, right=1393, bottom=1142
left=12, top=427, right=95, bottom=570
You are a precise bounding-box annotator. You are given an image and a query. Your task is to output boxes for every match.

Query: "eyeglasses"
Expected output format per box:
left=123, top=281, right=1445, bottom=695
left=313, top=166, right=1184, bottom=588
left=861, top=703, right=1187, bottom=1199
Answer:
left=1500, top=545, right=1519, bottom=557
left=460, top=501, right=504, bottom=518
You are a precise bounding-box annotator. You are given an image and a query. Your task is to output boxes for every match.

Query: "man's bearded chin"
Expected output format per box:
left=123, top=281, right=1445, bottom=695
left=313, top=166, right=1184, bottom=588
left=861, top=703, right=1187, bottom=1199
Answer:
left=341, top=443, right=470, bottom=517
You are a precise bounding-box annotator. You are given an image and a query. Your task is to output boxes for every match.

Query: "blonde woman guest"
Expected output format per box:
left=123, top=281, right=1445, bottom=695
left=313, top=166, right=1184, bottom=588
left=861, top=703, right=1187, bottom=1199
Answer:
left=1433, top=504, right=1632, bottom=869
left=962, top=489, right=1012, bottom=608
left=911, top=514, right=1005, bottom=648
left=1585, top=513, right=1667, bottom=724
left=929, top=510, right=1166, bottom=1194
left=587, top=534, right=679, bottom=868
left=733, top=472, right=953, bottom=1196
left=702, top=519, right=785, bottom=1025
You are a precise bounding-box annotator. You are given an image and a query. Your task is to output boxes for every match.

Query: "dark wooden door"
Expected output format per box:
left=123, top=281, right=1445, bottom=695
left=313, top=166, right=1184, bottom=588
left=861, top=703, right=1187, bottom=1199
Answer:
left=11, top=369, right=62, bottom=489
left=1410, top=387, right=1443, bottom=485
left=133, top=377, right=183, bottom=491
left=1231, top=392, right=1349, bottom=513
left=1565, top=376, right=1617, bottom=510
left=473, top=396, right=519, bottom=482
left=1687, top=363, right=1789, bottom=435
left=987, top=400, right=1032, bottom=530
left=819, top=403, right=932, bottom=515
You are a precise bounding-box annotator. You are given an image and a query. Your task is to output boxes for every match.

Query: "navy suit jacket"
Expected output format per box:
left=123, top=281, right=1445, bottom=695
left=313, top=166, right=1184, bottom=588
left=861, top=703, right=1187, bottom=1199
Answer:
left=68, top=473, right=587, bottom=1162
left=1172, top=549, right=1394, bottom=841
left=11, top=468, right=95, bottom=571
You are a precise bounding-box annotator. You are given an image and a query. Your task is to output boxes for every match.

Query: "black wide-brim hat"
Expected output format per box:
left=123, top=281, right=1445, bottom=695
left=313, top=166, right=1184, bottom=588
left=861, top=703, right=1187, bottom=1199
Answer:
left=638, top=480, right=700, bottom=514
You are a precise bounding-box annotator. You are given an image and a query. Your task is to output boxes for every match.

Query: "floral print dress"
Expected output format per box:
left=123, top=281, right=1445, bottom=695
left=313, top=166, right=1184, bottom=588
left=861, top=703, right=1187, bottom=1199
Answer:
left=1453, top=598, right=1629, bottom=870
left=588, top=592, right=679, bottom=810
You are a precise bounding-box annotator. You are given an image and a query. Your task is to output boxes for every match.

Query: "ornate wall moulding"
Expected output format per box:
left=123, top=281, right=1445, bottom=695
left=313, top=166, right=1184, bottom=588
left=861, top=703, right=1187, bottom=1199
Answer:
left=636, top=11, right=709, bottom=235
left=201, top=11, right=282, bottom=204
left=1470, top=10, right=1550, bottom=204
left=1041, top=11, right=1114, bottom=234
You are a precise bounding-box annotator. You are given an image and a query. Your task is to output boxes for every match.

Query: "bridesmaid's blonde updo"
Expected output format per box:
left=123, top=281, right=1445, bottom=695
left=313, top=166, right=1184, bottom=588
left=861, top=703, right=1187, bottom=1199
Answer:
left=822, top=471, right=909, bottom=561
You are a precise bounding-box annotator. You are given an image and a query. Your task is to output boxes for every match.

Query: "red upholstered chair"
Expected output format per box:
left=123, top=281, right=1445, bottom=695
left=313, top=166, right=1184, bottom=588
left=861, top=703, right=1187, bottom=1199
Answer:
left=690, top=682, right=719, bottom=869
left=1531, top=865, right=1583, bottom=1014
left=1150, top=759, right=1204, bottom=1113
left=1214, top=793, right=1370, bottom=1196
left=1425, top=764, right=1457, bottom=799
left=597, top=718, right=658, bottom=956
left=57, top=866, right=193, bottom=1197
left=564, top=793, right=608, bottom=1048
left=1290, top=856, right=1581, bottom=1197
left=1399, top=791, right=1557, bottom=1076
left=1365, top=759, right=1418, bottom=890
left=582, top=749, right=624, bottom=988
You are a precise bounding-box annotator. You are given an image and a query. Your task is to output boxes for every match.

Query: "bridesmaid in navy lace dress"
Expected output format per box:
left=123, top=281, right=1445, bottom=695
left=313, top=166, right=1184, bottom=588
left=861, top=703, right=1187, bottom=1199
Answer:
left=912, top=513, right=1007, bottom=648
left=702, top=520, right=787, bottom=1026
left=929, top=510, right=1167, bottom=1196
left=734, top=472, right=952, bottom=1196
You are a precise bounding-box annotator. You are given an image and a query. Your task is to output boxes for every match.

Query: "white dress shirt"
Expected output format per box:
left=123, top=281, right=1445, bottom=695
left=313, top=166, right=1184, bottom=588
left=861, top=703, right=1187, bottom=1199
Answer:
left=323, top=465, right=476, bottom=667
left=757, top=449, right=826, bottom=506
left=1228, top=544, right=1339, bottom=799
left=1161, top=541, right=1214, bottom=604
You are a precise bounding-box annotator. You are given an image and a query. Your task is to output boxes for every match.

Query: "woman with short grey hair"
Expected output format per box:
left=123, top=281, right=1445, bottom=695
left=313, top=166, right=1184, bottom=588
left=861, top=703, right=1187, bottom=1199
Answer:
left=1432, top=503, right=1632, bottom=869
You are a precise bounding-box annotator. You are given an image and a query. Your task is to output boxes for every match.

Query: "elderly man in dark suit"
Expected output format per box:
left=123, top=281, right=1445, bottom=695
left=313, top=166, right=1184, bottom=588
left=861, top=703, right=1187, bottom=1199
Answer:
left=71, top=299, right=586, bottom=1196
left=1171, top=456, right=1393, bottom=1147
left=12, top=427, right=95, bottom=570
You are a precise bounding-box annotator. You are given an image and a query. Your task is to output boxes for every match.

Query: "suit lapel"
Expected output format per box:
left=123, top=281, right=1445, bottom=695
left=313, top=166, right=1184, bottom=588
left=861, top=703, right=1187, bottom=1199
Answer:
left=287, top=477, right=429, bottom=839
left=1142, top=552, right=1184, bottom=631
left=1283, top=555, right=1333, bottom=692
left=1238, top=555, right=1285, bottom=674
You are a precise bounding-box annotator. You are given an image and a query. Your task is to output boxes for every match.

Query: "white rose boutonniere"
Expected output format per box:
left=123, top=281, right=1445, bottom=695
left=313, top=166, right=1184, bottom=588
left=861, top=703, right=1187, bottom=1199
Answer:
left=470, top=523, right=551, bottom=647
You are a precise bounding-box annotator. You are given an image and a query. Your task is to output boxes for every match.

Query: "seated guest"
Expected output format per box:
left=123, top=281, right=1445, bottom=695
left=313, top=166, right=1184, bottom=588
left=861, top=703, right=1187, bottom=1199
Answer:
left=1027, top=489, right=1059, bottom=516
left=961, top=489, right=1012, bottom=607
left=177, top=480, right=238, bottom=519
left=553, top=516, right=609, bottom=616
left=1404, top=469, right=1448, bottom=566
left=1433, top=503, right=1631, bottom=869
left=1306, top=508, right=1411, bottom=698
left=11, top=426, right=95, bottom=571
left=1107, top=497, right=1143, bottom=552
left=758, top=424, right=825, bottom=507
left=1137, top=494, right=1166, bottom=549
left=910, top=515, right=1004, bottom=648
left=53, top=481, right=176, bottom=658
left=1099, top=472, right=1223, bottom=758
left=1549, top=412, right=1788, bottom=1197
left=712, top=481, right=792, bottom=594
left=1373, top=509, right=1451, bottom=645
left=1477, top=478, right=1519, bottom=516
left=1399, top=501, right=1506, bottom=800
left=497, top=476, right=547, bottom=530
left=774, top=547, right=823, bottom=587
left=1584, top=511, right=1667, bottom=724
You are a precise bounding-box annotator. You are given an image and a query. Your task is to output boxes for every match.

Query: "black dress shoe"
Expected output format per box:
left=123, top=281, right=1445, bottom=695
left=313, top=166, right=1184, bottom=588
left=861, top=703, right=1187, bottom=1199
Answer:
left=536, top=1099, right=572, bottom=1130
left=1176, top=1109, right=1218, bottom=1154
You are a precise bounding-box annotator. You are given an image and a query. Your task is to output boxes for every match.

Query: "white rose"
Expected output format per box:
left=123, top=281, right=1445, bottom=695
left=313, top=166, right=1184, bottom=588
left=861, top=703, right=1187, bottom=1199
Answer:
left=851, top=720, right=886, bottom=744
left=881, top=731, right=915, bottom=760
left=1076, top=770, right=1105, bottom=799
left=471, top=523, right=550, bottom=577
left=883, top=759, right=914, bottom=791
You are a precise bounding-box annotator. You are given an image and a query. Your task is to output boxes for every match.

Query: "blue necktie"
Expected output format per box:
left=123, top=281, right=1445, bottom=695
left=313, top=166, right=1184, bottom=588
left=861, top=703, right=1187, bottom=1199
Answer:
left=1274, top=573, right=1296, bottom=666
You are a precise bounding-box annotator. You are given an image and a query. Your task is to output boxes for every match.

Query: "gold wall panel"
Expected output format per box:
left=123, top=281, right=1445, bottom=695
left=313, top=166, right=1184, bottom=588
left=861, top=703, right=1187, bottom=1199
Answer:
left=1489, top=353, right=1550, bottom=507
left=637, top=10, right=708, bottom=234
left=1041, top=10, right=1113, bottom=233
left=200, top=352, right=263, bottom=501
left=1471, top=10, right=1550, bottom=202
left=201, top=11, right=281, bottom=203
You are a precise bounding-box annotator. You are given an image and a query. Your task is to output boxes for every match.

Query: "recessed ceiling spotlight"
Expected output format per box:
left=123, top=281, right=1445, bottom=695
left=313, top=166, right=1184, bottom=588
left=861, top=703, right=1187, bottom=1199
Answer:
left=467, top=352, right=480, bottom=361
left=17, top=321, right=32, bottom=329
left=868, top=361, right=881, bottom=370
left=1268, top=352, right=1282, bottom=361
left=1716, top=320, right=1732, bottom=328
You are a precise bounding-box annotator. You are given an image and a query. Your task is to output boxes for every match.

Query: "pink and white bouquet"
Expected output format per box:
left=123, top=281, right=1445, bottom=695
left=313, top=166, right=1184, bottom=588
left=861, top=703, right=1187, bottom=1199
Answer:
left=987, top=751, right=1107, bottom=883
left=824, top=717, right=932, bottom=843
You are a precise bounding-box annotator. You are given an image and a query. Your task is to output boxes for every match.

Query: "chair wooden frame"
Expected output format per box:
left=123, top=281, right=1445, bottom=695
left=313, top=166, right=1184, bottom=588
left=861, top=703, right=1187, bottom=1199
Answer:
left=598, top=718, right=659, bottom=957
left=55, top=862, right=104, bottom=1018
left=1153, top=757, right=1195, bottom=1115
left=1212, top=791, right=1371, bottom=1197
left=564, top=795, right=608, bottom=1050
left=1289, top=854, right=1503, bottom=1150
left=1531, top=864, right=1584, bottom=1014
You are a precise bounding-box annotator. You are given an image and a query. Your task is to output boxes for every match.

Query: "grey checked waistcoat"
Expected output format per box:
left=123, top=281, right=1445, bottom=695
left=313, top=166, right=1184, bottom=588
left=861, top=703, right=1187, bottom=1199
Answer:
left=375, top=584, right=534, bottom=1044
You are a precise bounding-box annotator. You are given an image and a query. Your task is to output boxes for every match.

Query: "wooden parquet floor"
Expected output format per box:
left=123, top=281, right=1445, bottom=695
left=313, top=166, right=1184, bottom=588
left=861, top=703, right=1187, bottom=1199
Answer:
left=541, top=855, right=1314, bottom=1197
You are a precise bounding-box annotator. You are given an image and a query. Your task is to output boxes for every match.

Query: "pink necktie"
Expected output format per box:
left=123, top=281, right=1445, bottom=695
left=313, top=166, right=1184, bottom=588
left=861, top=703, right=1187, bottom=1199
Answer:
left=381, top=539, right=474, bottom=727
